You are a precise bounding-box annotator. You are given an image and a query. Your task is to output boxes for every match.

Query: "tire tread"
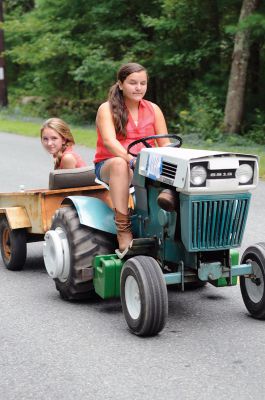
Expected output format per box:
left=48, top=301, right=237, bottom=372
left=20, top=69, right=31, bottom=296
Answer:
left=53, top=206, right=116, bottom=300
left=121, top=255, right=168, bottom=336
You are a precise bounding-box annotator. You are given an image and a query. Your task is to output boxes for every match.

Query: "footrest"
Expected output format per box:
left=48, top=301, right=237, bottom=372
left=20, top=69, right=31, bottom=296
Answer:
left=115, top=238, right=158, bottom=259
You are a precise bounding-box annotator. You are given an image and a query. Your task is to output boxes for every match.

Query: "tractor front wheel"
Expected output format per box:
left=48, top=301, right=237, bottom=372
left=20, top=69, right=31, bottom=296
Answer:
left=0, top=217, right=27, bottom=270
left=120, top=256, right=168, bottom=336
left=240, top=243, right=265, bottom=319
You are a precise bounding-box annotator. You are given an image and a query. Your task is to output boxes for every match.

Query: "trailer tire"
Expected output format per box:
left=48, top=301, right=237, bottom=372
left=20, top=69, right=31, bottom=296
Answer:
left=240, top=243, right=265, bottom=319
left=49, top=206, right=117, bottom=301
left=0, top=217, right=27, bottom=271
left=120, top=256, right=168, bottom=336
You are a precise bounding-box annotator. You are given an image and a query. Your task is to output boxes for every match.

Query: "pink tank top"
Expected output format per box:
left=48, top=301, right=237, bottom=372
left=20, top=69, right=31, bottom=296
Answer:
left=59, top=146, right=87, bottom=169
left=94, top=99, right=156, bottom=163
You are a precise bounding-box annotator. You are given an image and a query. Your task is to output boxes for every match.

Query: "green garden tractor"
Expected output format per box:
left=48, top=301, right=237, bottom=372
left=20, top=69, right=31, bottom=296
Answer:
left=43, top=134, right=263, bottom=336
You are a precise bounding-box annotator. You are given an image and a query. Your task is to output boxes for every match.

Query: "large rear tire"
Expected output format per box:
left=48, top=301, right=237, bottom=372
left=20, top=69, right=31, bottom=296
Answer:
left=120, top=256, right=168, bottom=336
left=0, top=217, right=27, bottom=271
left=45, top=206, right=117, bottom=300
left=240, top=243, right=265, bottom=319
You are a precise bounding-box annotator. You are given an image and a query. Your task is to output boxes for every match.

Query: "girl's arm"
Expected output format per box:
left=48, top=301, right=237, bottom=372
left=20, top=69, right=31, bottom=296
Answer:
left=96, top=102, right=132, bottom=162
left=60, top=153, right=77, bottom=169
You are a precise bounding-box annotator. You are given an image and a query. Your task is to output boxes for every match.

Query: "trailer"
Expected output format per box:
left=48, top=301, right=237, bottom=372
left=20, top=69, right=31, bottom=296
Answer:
left=0, top=166, right=112, bottom=271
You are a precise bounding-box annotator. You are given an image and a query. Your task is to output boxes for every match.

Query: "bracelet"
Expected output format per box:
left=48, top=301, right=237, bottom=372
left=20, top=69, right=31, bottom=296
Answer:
left=129, top=158, right=136, bottom=170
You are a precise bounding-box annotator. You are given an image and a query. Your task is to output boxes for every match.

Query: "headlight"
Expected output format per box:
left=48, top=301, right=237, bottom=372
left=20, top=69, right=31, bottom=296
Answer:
left=190, top=165, right=207, bottom=186
left=236, top=163, right=253, bottom=184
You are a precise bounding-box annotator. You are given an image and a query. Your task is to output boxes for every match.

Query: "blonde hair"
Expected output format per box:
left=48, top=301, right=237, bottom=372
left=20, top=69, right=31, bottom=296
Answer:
left=41, top=118, right=75, bottom=169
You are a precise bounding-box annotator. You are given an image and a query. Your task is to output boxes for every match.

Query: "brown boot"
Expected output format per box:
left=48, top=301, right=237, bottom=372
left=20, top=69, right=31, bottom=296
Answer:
left=114, top=209, right=133, bottom=252
left=157, top=189, right=177, bottom=212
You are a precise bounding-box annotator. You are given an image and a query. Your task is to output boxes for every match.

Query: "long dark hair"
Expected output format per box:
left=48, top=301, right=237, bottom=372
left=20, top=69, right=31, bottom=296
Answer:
left=108, top=63, right=147, bottom=136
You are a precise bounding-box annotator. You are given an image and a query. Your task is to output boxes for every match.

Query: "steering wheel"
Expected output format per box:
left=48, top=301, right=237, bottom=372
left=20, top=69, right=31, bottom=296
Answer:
left=127, top=134, right=182, bottom=157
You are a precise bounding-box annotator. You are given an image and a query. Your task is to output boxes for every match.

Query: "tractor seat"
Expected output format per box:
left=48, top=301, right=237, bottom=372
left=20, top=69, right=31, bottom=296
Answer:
left=49, top=166, right=98, bottom=190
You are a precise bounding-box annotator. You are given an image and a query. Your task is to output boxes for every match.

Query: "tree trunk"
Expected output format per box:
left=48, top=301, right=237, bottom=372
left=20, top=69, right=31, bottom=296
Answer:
left=224, top=0, right=260, bottom=133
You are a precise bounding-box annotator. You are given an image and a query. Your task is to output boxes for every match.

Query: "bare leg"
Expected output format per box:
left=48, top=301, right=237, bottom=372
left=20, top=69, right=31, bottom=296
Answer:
left=100, top=157, right=133, bottom=214
left=100, top=157, right=133, bottom=251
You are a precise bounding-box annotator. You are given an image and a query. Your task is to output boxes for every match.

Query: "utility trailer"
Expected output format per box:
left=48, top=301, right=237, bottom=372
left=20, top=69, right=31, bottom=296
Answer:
left=0, top=167, right=111, bottom=271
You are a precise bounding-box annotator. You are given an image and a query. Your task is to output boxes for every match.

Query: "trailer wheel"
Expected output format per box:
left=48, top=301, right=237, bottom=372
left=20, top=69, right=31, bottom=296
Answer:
left=0, top=217, right=27, bottom=271
left=44, top=206, right=116, bottom=301
left=240, top=243, right=265, bottom=319
left=120, top=256, right=168, bottom=336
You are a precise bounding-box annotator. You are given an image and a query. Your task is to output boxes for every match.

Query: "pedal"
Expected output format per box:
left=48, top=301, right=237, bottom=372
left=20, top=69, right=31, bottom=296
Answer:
left=115, top=238, right=158, bottom=259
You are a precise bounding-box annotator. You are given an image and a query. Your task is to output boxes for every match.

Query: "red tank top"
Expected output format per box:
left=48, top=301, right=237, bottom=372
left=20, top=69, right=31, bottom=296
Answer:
left=59, top=146, right=87, bottom=169
left=94, top=99, right=156, bottom=163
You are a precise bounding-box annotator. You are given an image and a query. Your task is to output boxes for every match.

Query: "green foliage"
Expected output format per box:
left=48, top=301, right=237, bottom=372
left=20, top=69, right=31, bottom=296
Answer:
left=172, top=92, right=223, bottom=142
left=0, top=113, right=97, bottom=147
left=247, top=109, right=265, bottom=145
left=2, top=0, right=265, bottom=137
left=225, top=9, right=265, bottom=40
left=4, top=0, right=34, bottom=14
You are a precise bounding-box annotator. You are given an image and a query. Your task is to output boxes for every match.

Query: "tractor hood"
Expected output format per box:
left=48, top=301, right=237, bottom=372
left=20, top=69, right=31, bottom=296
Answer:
left=138, top=147, right=259, bottom=194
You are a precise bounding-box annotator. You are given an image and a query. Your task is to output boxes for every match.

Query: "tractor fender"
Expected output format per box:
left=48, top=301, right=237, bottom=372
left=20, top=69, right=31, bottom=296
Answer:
left=62, top=196, right=116, bottom=235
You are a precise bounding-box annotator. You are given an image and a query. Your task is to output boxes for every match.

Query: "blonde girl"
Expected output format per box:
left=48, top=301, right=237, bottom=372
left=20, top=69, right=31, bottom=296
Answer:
left=41, top=118, right=86, bottom=169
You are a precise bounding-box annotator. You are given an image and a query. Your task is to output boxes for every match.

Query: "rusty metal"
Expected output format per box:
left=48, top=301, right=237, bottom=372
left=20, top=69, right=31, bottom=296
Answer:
left=2, top=226, right=11, bottom=261
left=0, top=185, right=111, bottom=234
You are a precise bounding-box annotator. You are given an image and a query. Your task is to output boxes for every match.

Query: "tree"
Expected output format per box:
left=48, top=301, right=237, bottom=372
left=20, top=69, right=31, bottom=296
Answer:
left=224, top=0, right=261, bottom=133
left=0, top=0, right=8, bottom=106
left=3, top=0, right=265, bottom=131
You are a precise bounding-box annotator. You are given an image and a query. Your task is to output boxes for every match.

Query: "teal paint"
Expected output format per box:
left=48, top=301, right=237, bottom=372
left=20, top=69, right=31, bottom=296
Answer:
left=163, top=263, right=253, bottom=286
left=180, top=193, right=251, bottom=252
left=66, top=196, right=117, bottom=234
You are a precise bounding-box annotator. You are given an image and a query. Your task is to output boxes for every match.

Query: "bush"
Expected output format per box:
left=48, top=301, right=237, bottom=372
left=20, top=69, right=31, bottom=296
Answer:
left=5, top=95, right=99, bottom=126
left=247, top=109, right=265, bottom=145
left=170, top=92, right=224, bottom=142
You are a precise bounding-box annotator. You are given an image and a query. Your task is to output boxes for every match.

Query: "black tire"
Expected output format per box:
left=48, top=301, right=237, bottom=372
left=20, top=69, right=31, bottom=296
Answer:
left=120, top=256, right=168, bottom=336
left=52, top=206, right=117, bottom=301
left=0, top=217, right=27, bottom=271
left=240, top=243, right=265, bottom=319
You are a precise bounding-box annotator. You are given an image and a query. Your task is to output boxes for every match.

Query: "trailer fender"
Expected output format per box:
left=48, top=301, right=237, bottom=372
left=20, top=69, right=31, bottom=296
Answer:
left=63, top=196, right=116, bottom=235
left=0, top=207, right=31, bottom=229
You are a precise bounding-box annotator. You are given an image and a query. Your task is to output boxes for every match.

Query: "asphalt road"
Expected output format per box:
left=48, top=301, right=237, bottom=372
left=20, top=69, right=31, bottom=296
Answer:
left=0, top=132, right=265, bottom=400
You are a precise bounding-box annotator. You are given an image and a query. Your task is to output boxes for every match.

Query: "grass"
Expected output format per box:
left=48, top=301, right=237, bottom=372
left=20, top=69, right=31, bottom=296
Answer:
left=0, top=115, right=264, bottom=178
left=0, top=117, right=97, bottom=148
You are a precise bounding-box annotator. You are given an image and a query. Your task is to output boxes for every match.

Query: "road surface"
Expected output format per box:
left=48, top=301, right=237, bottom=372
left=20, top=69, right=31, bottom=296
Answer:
left=0, top=132, right=265, bottom=400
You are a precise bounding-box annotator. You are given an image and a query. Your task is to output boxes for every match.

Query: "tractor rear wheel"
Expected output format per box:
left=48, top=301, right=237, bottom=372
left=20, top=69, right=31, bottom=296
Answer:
left=44, top=206, right=117, bottom=300
left=240, top=243, right=265, bottom=319
left=0, top=217, right=27, bottom=271
left=120, top=256, right=168, bottom=336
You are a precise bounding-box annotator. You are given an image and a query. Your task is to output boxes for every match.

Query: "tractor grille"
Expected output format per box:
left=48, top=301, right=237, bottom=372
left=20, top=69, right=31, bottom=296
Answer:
left=161, top=161, right=177, bottom=180
left=180, top=193, right=251, bottom=251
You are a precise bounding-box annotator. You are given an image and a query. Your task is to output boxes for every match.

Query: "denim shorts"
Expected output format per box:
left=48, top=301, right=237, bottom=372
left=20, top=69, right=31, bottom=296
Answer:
left=94, top=160, right=107, bottom=180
